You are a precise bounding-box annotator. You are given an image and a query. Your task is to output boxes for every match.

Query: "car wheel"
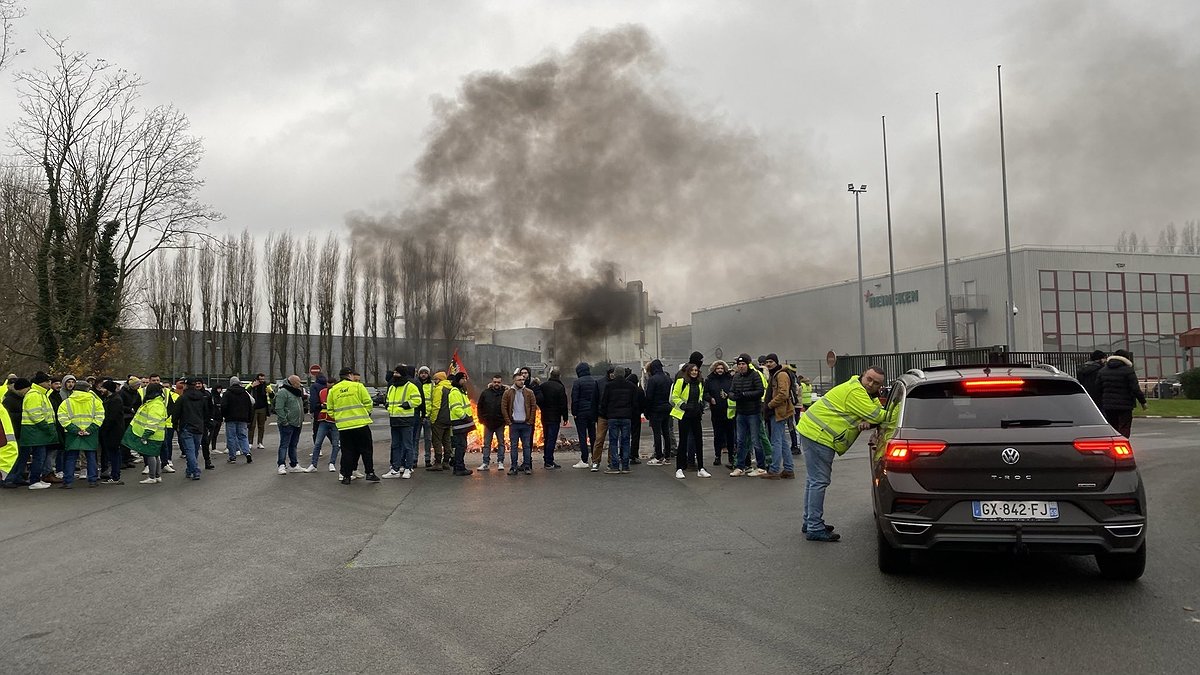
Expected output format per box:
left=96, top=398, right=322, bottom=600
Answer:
left=1095, top=543, right=1146, bottom=581
left=877, top=526, right=911, bottom=575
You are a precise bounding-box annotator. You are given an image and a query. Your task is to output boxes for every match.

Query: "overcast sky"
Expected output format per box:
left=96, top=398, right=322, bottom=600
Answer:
left=3, top=1, right=1199, bottom=325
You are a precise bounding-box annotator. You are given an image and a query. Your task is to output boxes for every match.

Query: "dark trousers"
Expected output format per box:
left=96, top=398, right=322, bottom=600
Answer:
left=101, top=437, right=121, bottom=481
left=631, top=415, right=642, bottom=458
left=542, top=420, right=561, bottom=467
left=339, top=425, right=374, bottom=478
left=676, top=416, right=704, bottom=471
left=1103, top=408, right=1134, bottom=438
left=575, top=415, right=595, bottom=462
left=451, top=431, right=468, bottom=470
left=648, top=412, right=668, bottom=460
left=4, top=445, right=30, bottom=485
left=710, top=413, right=736, bottom=462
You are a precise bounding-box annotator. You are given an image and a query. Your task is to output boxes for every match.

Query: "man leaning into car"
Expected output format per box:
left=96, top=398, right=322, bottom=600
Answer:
left=795, top=366, right=887, bottom=542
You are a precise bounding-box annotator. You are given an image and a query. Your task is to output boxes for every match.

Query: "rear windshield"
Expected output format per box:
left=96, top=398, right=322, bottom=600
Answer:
left=903, top=379, right=1108, bottom=429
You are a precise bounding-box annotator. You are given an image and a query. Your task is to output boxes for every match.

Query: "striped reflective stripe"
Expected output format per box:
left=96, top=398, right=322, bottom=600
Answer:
left=133, top=410, right=165, bottom=433
left=819, top=397, right=859, bottom=428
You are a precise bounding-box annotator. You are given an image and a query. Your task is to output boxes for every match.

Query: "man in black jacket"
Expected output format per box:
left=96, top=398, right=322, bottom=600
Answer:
left=1076, top=350, right=1106, bottom=407
left=96, top=380, right=126, bottom=483
left=222, top=377, right=254, bottom=463
left=599, top=368, right=638, bottom=473
left=476, top=374, right=507, bottom=470
left=727, top=353, right=767, bottom=476
left=1097, top=350, right=1147, bottom=438
left=176, top=378, right=213, bottom=478
left=570, top=363, right=599, bottom=468
left=248, top=373, right=271, bottom=450
left=626, top=369, right=645, bottom=465
left=537, top=368, right=568, bottom=469
left=643, top=360, right=672, bottom=465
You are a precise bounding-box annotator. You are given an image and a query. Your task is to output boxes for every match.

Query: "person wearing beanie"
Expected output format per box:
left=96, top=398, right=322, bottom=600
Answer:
left=96, top=379, right=127, bottom=484
left=123, top=383, right=168, bottom=484
left=727, top=354, right=768, bottom=477
left=57, top=381, right=104, bottom=487
left=20, top=372, right=57, bottom=489
left=381, top=365, right=422, bottom=479
left=762, top=354, right=797, bottom=479
left=426, top=371, right=454, bottom=471
left=0, top=378, right=31, bottom=487
left=447, top=371, right=474, bottom=476
left=221, top=376, right=254, bottom=463
left=689, top=351, right=704, bottom=369
left=415, top=366, right=434, bottom=467
left=1075, top=350, right=1107, bottom=407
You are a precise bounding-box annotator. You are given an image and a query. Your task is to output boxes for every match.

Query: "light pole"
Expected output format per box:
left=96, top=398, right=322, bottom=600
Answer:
left=936, top=93, right=955, bottom=353
left=848, top=183, right=868, bottom=354
left=998, top=65, right=1016, bottom=350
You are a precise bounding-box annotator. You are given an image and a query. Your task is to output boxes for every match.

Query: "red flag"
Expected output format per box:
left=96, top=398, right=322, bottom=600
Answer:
left=449, top=349, right=467, bottom=377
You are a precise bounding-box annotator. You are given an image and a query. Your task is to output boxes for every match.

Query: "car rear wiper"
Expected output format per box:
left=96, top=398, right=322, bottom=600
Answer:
left=1000, top=418, right=1073, bottom=428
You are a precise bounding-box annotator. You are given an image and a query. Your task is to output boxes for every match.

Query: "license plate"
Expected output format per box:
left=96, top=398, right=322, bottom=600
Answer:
left=971, top=500, right=1059, bottom=521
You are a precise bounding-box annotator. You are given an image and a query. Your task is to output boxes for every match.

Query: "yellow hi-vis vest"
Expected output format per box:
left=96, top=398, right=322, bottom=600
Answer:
left=131, top=396, right=169, bottom=441
left=448, top=387, right=473, bottom=431
left=796, top=376, right=885, bottom=455
left=58, top=391, right=104, bottom=429
left=386, top=381, right=422, bottom=419
left=328, top=380, right=373, bottom=431
left=750, top=365, right=768, bottom=401
left=801, top=381, right=814, bottom=406
left=0, top=402, right=17, bottom=475
left=20, top=383, right=57, bottom=447
left=670, top=378, right=702, bottom=420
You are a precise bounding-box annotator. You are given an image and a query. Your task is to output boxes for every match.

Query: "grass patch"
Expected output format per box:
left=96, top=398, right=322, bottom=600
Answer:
left=1135, top=399, right=1200, bottom=417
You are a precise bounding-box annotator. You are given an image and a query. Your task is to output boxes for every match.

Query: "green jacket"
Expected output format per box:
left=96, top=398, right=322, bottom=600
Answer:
left=19, top=383, right=57, bottom=448
left=796, top=376, right=885, bottom=455
left=57, top=391, right=103, bottom=451
left=275, top=385, right=304, bottom=427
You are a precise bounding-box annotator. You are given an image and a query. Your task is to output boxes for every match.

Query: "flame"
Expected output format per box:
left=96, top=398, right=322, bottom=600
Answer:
left=466, top=400, right=546, bottom=450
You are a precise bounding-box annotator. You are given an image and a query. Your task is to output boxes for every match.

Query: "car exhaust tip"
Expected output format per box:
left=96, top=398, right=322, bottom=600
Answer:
left=891, top=521, right=932, bottom=536
left=1104, top=524, right=1144, bottom=538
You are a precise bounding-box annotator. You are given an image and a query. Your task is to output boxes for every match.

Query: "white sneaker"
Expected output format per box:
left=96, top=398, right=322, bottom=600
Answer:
left=477, top=463, right=489, bottom=471
left=302, top=465, right=317, bottom=473
left=28, top=481, right=51, bottom=490
left=353, top=470, right=365, bottom=479
left=729, top=468, right=746, bottom=477
left=257, top=443, right=265, bottom=449
left=382, top=469, right=402, bottom=479
left=328, top=463, right=336, bottom=472
left=155, top=477, right=162, bottom=483
left=572, top=460, right=589, bottom=469
left=139, top=478, right=156, bottom=485
left=142, top=466, right=150, bottom=475
left=54, top=471, right=64, bottom=479
left=163, top=463, right=176, bottom=473
left=277, top=465, right=288, bottom=475
left=287, top=465, right=304, bottom=473
left=646, top=458, right=662, bottom=466
left=496, top=462, right=505, bottom=472
left=590, top=463, right=599, bottom=472
left=698, top=468, right=712, bottom=478
left=402, top=469, right=412, bottom=479
left=747, top=468, right=767, bottom=477
left=674, top=469, right=686, bottom=479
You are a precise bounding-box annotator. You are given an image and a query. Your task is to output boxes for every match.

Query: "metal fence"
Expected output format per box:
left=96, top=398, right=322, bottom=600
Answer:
left=834, top=346, right=1094, bottom=383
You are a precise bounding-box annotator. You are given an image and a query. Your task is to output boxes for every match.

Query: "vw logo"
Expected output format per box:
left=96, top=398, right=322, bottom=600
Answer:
left=1001, top=448, right=1020, bottom=465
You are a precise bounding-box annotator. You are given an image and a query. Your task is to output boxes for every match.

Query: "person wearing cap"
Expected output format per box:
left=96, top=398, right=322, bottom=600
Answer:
left=762, top=354, right=797, bottom=479
left=221, top=376, right=254, bottom=463
left=327, top=367, right=379, bottom=484
left=726, top=354, right=768, bottom=477
left=426, top=371, right=453, bottom=471
left=96, top=380, right=126, bottom=484
left=57, top=381, right=104, bottom=487
left=20, top=372, right=57, bottom=490
left=416, top=366, right=434, bottom=467
left=0, top=378, right=30, bottom=487
left=569, top=363, right=600, bottom=469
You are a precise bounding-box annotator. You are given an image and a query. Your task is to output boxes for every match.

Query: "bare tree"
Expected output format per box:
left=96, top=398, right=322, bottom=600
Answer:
left=143, top=251, right=172, bottom=372
left=0, top=163, right=46, bottom=368
left=437, top=242, right=470, bottom=342
left=0, top=0, right=24, bottom=72
left=171, top=241, right=195, bottom=373
left=316, top=234, right=340, bottom=371
left=291, top=234, right=316, bottom=375
left=361, top=251, right=381, bottom=379
left=198, top=242, right=217, bottom=373
left=340, top=244, right=359, bottom=368
left=264, top=232, right=293, bottom=379
left=379, top=240, right=400, bottom=362
left=1182, top=221, right=1198, bottom=255
left=399, top=236, right=439, bottom=366
left=223, top=231, right=256, bottom=374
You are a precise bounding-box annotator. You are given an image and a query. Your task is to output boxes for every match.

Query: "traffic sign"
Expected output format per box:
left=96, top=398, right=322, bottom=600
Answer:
left=309, top=364, right=322, bottom=375
left=825, top=351, right=837, bottom=368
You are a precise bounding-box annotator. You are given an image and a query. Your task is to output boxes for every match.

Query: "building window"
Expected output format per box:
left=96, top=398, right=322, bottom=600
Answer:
left=1077, top=312, right=1093, bottom=334
left=1140, top=273, right=1155, bottom=292
left=1075, top=291, right=1092, bottom=311
left=1058, top=291, right=1075, bottom=311
left=1094, top=312, right=1109, bottom=334
left=1108, top=292, right=1124, bottom=311
left=1074, top=272, right=1090, bottom=290
left=1144, top=313, right=1158, bottom=334
left=1060, top=312, right=1076, bottom=334
left=1175, top=314, right=1190, bottom=334
left=1141, top=293, right=1157, bottom=311
left=1039, top=271, right=1056, bottom=290
left=1172, top=274, right=1187, bottom=292
left=1173, top=293, right=1188, bottom=312
left=1110, top=312, right=1126, bottom=334
left=1041, top=311, right=1058, bottom=333
left=1040, top=291, right=1056, bottom=311
left=1107, top=272, right=1124, bottom=291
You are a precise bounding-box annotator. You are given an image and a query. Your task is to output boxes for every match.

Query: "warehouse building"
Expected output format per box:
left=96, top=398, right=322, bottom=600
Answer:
left=692, top=246, right=1200, bottom=380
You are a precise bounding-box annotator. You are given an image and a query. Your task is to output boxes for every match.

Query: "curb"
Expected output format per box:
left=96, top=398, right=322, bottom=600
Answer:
left=1139, top=415, right=1196, bottom=419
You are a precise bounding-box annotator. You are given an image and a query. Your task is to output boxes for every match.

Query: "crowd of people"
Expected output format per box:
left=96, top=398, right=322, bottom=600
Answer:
left=1, top=352, right=883, bottom=542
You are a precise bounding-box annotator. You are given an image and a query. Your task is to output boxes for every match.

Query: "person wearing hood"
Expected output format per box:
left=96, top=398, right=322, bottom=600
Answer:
left=58, top=381, right=105, bottom=487
left=599, top=366, right=638, bottom=473
left=1076, top=350, right=1106, bottom=407
left=48, top=374, right=72, bottom=482
left=626, top=369, right=645, bottom=464
left=704, top=360, right=736, bottom=468
left=476, top=373, right=508, bottom=471
left=221, top=376, right=254, bottom=463
left=415, top=366, right=434, bottom=468
left=124, top=383, right=169, bottom=484
left=643, top=359, right=673, bottom=465
left=671, top=362, right=711, bottom=479
left=570, top=362, right=600, bottom=469
left=273, top=375, right=306, bottom=475
left=537, top=368, right=569, bottom=469
left=426, top=371, right=454, bottom=471
left=175, top=377, right=214, bottom=479
left=383, top=364, right=423, bottom=479
left=97, top=380, right=126, bottom=484
left=1097, top=350, right=1147, bottom=438
left=445, top=372, right=475, bottom=476
left=0, top=378, right=30, bottom=487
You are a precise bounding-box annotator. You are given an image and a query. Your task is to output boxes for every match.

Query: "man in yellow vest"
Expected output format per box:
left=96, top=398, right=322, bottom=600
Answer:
left=796, top=366, right=887, bottom=542
left=57, top=380, right=105, bottom=487
left=382, top=364, right=423, bottom=480
left=327, top=367, right=378, bottom=485
left=416, top=366, right=434, bottom=468
left=20, top=372, right=57, bottom=490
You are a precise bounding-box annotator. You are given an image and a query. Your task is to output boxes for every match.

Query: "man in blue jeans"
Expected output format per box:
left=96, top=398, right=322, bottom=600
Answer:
left=175, top=378, right=212, bottom=480
left=796, top=367, right=887, bottom=542
left=274, top=375, right=306, bottom=475
left=725, top=354, right=766, bottom=477
left=221, top=376, right=254, bottom=464
left=762, top=354, right=796, bottom=479
left=503, top=373, right=537, bottom=475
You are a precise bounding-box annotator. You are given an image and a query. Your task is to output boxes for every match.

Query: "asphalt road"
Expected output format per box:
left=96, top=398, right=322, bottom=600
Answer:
left=1, top=416, right=1197, bottom=674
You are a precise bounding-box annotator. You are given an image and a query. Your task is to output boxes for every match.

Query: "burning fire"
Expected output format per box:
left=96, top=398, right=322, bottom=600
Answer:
left=466, top=400, right=546, bottom=451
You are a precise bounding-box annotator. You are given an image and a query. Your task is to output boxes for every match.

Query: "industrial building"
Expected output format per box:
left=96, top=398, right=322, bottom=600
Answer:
left=692, top=246, right=1200, bottom=380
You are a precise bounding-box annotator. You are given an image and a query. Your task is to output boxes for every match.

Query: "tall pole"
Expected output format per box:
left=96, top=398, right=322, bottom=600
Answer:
left=853, top=188, right=867, bottom=354
left=936, top=93, right=955, bottom=353
left=881, top=116, right=900, bottom=354
left=998, top=65, right=1016, bottom=350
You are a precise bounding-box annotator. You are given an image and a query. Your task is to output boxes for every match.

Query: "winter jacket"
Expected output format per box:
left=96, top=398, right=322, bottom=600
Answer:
left=766, top=367, right=797, bottom=422
left=100, top=393, right=126, bottom=447
left=627, top=372, right=646, bottom=416
left=728, top=368, right=765, bottom=416
left=703, top=370, right=733, bottom=415
left=221, top=384, right=254, bottom=423
left=1097, top=356, right=1146, bottom=412
left=570, top=363, right=600, bottom=419
left=538, top=376, right=569, bottom=424
left=57, top=390, right=103, bottom=451
left=20, top=383, right=57, bottom=448
left=250, top=381, right=270, bottom=412
left=210, top=390, right=225, bottom=426
left=2, top=390, right=22, bottom=441
left=599, top=374, right=638, bottom=421
left=670, top=377, right=705, bottom=419
left=643, top=360, right=672, bottom=415
left=176, top=387, right=213, bottom=434
left=309, top=377, right=327, bottom=416
left=477, top=386, right=507, bottom=428
left=120, top=385, right=140, bottom=422
left=275, top=384, right=305, bottom=428
left=1076, top=359, right=1104, bottom=405
left=502, top=386, right=538, bottom=426
left=428, top=379, right=454, bottom=426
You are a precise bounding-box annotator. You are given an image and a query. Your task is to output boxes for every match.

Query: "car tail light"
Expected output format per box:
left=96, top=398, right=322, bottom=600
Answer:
left=1104, top=498, right=1142, bottom=515
left=962, top=378, right=1025, bottom=392
left=885, top=439, right=947, bottom=465
left=1074, top=437, right=1135, bottom=461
